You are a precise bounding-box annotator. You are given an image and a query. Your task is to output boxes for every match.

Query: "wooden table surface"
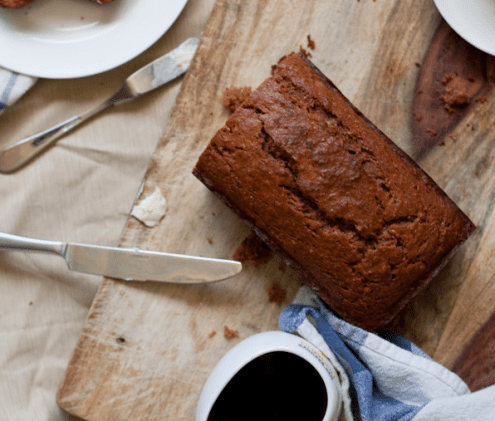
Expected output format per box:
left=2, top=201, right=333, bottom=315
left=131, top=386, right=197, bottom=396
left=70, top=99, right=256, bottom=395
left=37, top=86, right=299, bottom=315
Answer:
left=55, top=0, right=495, bottom=419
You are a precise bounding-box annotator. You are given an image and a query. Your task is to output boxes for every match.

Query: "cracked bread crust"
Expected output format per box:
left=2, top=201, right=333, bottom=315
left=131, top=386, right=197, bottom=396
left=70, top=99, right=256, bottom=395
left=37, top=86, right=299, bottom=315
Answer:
left=193, top=52, right=475, bottom=331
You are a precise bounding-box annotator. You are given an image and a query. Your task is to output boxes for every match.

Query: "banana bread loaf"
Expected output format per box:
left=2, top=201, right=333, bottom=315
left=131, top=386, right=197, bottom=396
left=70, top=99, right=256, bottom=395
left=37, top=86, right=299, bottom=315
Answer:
left=193, top=52, right=475, bottom=331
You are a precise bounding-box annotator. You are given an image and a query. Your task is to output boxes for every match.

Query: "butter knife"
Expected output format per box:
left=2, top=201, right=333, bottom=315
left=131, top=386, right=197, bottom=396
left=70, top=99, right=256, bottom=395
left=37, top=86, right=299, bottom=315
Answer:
left=0, top=232, right=242, bottom=283
left=0, top=37, right=200, bottom=174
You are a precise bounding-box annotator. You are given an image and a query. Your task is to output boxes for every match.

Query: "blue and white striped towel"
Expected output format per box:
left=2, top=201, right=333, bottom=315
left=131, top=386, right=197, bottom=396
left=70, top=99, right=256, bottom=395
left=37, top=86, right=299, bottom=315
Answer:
left=0, top=67, right=37, bottom=115
left=279, top=286, right=495, bottom=421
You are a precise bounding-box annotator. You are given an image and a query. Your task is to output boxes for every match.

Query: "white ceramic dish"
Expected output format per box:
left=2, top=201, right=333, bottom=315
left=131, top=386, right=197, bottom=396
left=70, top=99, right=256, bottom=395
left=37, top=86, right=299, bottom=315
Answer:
left=0, top=0, right=188, bottom=79
left=196, top=331, right=342, bottom=421
left=434, top=0, right=495, bottom=56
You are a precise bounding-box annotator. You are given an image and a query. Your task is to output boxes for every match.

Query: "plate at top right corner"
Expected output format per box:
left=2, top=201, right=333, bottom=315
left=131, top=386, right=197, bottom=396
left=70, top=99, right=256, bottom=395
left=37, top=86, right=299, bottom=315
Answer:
left=434, top=0, right=495, bottom=56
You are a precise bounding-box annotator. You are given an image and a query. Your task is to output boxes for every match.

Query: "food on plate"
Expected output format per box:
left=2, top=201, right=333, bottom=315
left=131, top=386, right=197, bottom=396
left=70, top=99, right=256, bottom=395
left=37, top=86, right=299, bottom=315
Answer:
left=0, top=0, right=35, bottom=6
left=192, top=52, right=475, bottom=331
left=0, top=0, right=114, bottom=7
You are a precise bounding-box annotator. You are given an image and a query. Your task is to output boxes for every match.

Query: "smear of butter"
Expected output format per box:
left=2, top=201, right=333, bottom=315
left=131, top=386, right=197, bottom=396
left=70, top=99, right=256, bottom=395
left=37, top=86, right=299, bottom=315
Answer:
left=131, top=186, right=167, bottom=227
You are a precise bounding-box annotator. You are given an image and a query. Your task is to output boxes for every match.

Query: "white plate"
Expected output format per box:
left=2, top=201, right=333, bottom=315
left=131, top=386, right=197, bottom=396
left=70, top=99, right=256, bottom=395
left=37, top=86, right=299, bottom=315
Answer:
left=434, top=0, right=495, bottom=56
left=0, top=0, right=188, bottom=79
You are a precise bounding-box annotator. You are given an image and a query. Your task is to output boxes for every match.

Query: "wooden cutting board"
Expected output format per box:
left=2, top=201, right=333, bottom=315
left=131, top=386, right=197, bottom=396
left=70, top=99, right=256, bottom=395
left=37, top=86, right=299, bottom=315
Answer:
left=57, top=0, right=495, bottom=419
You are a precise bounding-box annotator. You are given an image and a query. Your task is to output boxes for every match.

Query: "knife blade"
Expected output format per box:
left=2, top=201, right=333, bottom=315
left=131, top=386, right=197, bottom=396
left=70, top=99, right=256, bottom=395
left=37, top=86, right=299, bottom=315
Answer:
left=0, top=232, right=242, bottom=283
left=0, top=37, right=200, bottom=174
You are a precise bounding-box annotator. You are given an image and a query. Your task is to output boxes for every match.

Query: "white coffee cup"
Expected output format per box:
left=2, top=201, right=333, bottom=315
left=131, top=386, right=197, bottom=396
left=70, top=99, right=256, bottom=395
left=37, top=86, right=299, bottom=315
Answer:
left=196, top=331, right=342, bottom=421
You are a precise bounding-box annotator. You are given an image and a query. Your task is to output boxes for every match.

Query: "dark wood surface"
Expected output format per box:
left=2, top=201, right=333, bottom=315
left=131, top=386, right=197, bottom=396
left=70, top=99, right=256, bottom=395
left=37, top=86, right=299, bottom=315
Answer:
left=453, top=309, right=495, bottom=392
left=410, top=19, right=493, bottom=161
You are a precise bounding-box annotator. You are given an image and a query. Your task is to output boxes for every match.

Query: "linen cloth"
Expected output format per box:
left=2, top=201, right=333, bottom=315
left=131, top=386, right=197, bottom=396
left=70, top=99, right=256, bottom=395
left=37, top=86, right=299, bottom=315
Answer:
left=279, top=286, right=495, bottom=421
left=0, top=0, right=217, bottom=419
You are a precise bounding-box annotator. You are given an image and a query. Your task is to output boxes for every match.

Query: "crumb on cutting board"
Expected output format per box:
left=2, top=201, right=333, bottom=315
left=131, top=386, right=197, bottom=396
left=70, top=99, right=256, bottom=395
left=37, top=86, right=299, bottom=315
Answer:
left=299, top=45, right=312, bottom=59
left=427, top=128, right=437, bottom=137
left=443, top=88, right=470, bottom=113
left=439, top=73, right=471, bottom=113
left=268, top=283, right=286, bottom=304
left=233, top=232, right=272, bottom=268
left=222, top=86, right=252, bottom=113
left=307, top=34, right=315, bottom=50
left=224, top=326, right=239, bottom=339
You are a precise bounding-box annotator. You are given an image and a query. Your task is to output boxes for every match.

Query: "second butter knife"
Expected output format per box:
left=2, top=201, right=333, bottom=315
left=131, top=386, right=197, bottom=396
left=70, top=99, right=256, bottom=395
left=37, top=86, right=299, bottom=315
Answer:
left=0, top=37, right=200, bottom=174
left=0, top=232, right=241, bottom=284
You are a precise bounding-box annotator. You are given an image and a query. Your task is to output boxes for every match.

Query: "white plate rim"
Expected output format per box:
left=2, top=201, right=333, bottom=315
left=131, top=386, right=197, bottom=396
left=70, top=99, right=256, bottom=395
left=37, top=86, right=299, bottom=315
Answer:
left=0, top=0, right=188, bottom=79
left=433, top=0, right=495, bottom=57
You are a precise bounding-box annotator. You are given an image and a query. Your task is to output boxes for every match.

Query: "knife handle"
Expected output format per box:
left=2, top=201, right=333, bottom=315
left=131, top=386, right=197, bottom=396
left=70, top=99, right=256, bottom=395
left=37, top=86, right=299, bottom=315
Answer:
left=0, top=99, right=112, bottom=174
left=0, top=82, right=137, bottom=174
left=0, top=232, right=64, bottom=256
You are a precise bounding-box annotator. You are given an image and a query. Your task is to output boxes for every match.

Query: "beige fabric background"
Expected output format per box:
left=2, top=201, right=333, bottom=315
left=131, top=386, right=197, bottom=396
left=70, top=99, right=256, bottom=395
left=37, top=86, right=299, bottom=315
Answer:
left=0, top=0, right=216, bottom=419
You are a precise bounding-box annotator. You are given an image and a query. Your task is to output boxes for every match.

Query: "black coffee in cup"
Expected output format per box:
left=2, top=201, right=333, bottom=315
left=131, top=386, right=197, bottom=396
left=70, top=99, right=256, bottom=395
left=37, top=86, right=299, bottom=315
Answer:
left=207, top=351, right=328, bottom=421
